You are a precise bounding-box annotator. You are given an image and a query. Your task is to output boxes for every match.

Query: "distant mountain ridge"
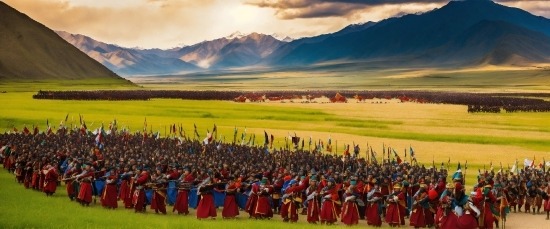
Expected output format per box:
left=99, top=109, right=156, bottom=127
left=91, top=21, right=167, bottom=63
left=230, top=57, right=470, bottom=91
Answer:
left=57, top=31, right=287, bottom=75
left=268, top=0, right=550, bottom=67
left=53, top=0, right=550, bottom=76
left=0, top=2, right=124, bottom=81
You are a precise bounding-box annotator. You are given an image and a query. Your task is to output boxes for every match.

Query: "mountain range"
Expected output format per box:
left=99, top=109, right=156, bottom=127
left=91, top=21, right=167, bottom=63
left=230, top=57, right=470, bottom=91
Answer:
left=0, top=1, right=124, bottom=81
left=55, top=0, right=550, bottom=77
left=6, top=0, right=550, bottom=78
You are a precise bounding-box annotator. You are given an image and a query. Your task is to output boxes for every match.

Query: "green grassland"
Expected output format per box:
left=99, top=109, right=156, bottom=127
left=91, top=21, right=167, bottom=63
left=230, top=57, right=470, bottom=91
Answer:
left=1, top=77, right=550, bottom=228
left=0, top=171, right=339, bottom=229
left=136, top=66, right=550, bottom=91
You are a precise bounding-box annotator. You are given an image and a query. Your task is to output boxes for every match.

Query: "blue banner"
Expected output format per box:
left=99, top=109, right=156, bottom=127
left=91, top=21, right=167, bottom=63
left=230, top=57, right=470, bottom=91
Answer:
left=189, top=189, right=198, bottom=209
left=236, top=192, right=248, bottom=210
left=213, top=191, right=226, bottom=208
left=93, top=180, right=105, bottom=196
left=167, top=181, right=177, bottom=205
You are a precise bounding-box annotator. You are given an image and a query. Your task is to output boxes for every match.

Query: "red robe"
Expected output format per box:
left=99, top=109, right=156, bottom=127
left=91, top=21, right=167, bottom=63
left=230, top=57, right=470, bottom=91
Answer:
left=119, top=177, right=132, bottom=208
left=475, top=188, right=497, bottom=229
left=281, top=186, right=299, bottom=222
left=456, top=210, right=479, bottom=229
left=245, top=183, right=260, bottom=217
left=320, top=186, right=340, bottom=224
left=173, top=173, right=194, bottom=214
left=133, top=172, right=149, bottom=212
left=281, top=178, right=307, bottom=222
left=340, top=194, right=359, bottom=225
left=43, top=168, right=58, bottom=194
left=151, top=183, right=167, bottom=214
left=306, top=186, right=320, bottom=223
left=196, top=186, right=217, bottom=219
left=366, top=191, right=383, bottom=226
left=101, top=176, right=118, bottom=208
left=222, top=184, right=239, bottom=218
left=255, top=184, right=273, bottom=218
left=385, top=191, right=406, bottom=226
left=410, top=191, right=429, bottom=227
left=77, top=172, right=93, bottom=204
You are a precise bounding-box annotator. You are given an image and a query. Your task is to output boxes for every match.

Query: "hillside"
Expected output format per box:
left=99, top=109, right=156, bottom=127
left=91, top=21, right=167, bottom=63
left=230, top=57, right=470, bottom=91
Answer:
left=56, top=31, right=200, bottom=76
left=0, top=2, right=125, bottom=82
left=268, top=0, right=550, bottom=67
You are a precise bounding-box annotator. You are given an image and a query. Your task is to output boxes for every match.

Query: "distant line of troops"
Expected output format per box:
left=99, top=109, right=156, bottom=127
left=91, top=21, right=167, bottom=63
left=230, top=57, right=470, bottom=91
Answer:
left=2, top=131, right=550, bottom=228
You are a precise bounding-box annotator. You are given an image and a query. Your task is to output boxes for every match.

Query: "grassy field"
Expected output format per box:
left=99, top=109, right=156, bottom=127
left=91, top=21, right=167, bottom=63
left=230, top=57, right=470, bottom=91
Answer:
left=1, top=90, right=549, bottom=188
left=135, top=66, right=550, bottom=92
left=1, top=78, right=550, bottom=228
left=0, top=171, right=341, bottom=229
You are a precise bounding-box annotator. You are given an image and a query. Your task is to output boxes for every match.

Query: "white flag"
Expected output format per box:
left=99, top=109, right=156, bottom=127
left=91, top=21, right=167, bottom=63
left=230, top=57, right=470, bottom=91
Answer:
left=524, top=158, right=533, bottom=167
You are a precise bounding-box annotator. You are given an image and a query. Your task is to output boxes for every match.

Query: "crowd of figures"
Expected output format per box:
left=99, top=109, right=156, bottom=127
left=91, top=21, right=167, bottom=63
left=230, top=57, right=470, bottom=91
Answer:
left=2, top=128, right=550, bottom=228
left=32, top=90, right=550, bottom=113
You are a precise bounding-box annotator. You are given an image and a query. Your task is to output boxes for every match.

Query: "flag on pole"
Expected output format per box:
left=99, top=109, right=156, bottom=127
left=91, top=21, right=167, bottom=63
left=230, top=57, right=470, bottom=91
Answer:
left=233, top=126, right=238, bottom=144
left=326, top=135, right=332, bottom=152
left=264, top=131, right=269, bottom=146
left=392, top=148, right=402, bottom=164
left=194, top=123, right=200, bottom=139
left=524, top=158, right=534, bottom=168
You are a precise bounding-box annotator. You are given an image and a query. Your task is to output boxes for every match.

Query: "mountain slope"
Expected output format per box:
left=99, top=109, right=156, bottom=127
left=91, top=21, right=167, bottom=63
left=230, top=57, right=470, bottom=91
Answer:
left=56, top=31, right=199, bottom=76
left=176, top=33, right=285, bottom=69
left=270, top=0, right=550, bottom=67
left=0, top=2, right=122, bottom=81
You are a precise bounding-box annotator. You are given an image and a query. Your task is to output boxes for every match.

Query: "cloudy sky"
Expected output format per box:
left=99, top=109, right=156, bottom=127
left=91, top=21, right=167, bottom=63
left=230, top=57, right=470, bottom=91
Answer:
left=4, top=0, right=550, bottom=49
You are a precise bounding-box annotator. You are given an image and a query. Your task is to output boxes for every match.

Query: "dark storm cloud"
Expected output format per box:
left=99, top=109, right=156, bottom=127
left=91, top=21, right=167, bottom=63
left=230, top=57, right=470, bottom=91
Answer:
left=246, top=0, right=549, bottom=19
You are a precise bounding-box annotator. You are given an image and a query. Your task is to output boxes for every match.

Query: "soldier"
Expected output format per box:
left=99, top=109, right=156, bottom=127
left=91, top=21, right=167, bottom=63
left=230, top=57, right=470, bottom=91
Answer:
left=101, top=167, right=118, bottom=209
left=76, top=163, right=94, bottom=206
left=133, top=167, right=150, bottom=213
left=305, top=177, right=320, bottom=224
left=196, top=177, right=217, bottom=219
left=173, top=167, right=193, bottom=215
left=386, top=183, right=406, bottom=227
left=366, top=180, right=383, bottom=227
left=320, top=178, right=340, bottom=225
left=42, top=164, right=58, bottom=196
left=222, top=178, right=239, bottom=219
left=340, top=179, right=360, bottom=226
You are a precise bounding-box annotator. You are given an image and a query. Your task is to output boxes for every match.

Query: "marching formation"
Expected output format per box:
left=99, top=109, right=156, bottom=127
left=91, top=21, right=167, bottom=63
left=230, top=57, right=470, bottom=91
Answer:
left=2, top=123, right=550, bottom=228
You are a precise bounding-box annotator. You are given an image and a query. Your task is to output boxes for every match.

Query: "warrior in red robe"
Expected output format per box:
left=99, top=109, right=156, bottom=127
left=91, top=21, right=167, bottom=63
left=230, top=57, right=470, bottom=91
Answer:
left=543, top=182, right=550, bottom=220
left=118, top=167, right=133, bottom=208
left=150, top=170, right=168, bottom=214
left=101, top=168, right=118, bottom=209
left=385, top=183, right=406, bottom=227
left=76, top=164, right=94, bottom=206
left=222, top=178, right=239, bottom=219
left=255, top=178, right=274, bottom=219
left=340, top=182, right=360, bottom=226
left=281, top=177, right=307, bottom=223
left=42, top=165, right=58, bottom=196
left=196, top=178, right=217, bottom=219
left=245, top=176, right=260, bottom=218
left=272, top=174, right=284, bottom=214
left=475, top=184, right=498, bottom=229
left=320, top=178, right=340, bottom=225
left=366, top=180, right=383, bottom=227
left=173, top=168, right=194, bottom=215
left=133, top=169, right=150, bottom=213
left=305, top=178, right=320, bottom=224
left=410, top=182, right=429, bottom=228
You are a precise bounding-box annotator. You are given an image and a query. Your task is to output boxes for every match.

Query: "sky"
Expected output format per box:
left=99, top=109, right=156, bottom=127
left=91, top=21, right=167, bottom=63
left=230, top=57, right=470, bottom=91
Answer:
left=4, top=0, right=550, bottom=49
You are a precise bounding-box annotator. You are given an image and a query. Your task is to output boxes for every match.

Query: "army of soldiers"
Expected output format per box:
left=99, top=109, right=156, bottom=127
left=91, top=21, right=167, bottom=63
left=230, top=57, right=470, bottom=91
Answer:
left=2, top=125, right=549, bottom=228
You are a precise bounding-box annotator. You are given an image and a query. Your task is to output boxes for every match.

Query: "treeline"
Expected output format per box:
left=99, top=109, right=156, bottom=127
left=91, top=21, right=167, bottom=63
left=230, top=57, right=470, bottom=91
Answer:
left=33, top=90, right=550, bottom=113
